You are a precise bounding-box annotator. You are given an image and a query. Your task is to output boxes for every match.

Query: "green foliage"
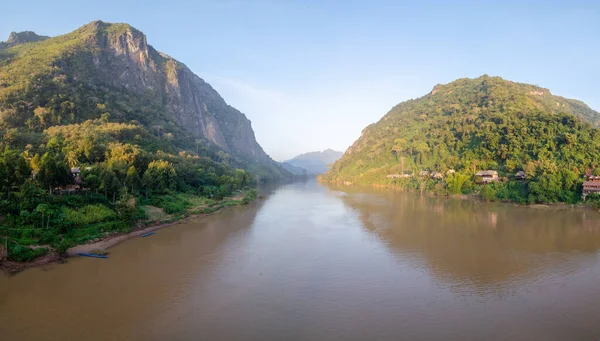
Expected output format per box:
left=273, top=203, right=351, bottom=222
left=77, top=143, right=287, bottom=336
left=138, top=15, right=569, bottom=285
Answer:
left=494, top=181, right=529, bottom=204
left=480, top=186, right=496, bottom=201
left=63, top=204, right=116, bottom=226
left=7, top=243, right=48, bottom=262
left=446, top=173, right=469, bottom=195
left=241, top=189, right=257, bottom=204
left=142, top=160, right=176, bottom=195
left=324, top=75, right=600, bottom=204
left=0, top=21, right=269, bottom=263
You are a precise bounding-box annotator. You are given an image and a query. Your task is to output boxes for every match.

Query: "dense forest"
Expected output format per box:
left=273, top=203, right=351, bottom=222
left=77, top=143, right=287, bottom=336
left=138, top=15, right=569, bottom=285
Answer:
left=0, top=23, right=289, bottom=264
left=322, top=76, right=600, bottom=205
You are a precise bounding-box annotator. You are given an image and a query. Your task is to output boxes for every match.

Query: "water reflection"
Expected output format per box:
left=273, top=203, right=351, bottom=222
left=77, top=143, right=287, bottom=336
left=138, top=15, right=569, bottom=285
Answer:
left=1, top=181, right=599, bottom=341
left=0, top=201, right=265, bottom=341
left=330, top=184, right=600, bottom=294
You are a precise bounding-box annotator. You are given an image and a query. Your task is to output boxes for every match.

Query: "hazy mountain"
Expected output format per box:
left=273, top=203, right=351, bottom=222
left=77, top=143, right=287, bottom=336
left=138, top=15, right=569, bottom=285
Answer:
left=286, top=149, right=343, bottom=174
left=279, top=161, right=316, bottom=177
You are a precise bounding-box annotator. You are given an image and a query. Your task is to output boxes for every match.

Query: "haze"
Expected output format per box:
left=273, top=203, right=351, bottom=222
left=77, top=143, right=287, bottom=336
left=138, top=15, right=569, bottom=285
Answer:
left=3, top=0, right=598, bottom=160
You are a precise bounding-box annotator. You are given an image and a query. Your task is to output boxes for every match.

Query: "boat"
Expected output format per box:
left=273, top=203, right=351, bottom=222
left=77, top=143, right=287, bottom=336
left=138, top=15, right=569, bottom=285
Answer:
left=76, top=253, right=108, bottom=259
left=141, top=231, right=155, bottom=237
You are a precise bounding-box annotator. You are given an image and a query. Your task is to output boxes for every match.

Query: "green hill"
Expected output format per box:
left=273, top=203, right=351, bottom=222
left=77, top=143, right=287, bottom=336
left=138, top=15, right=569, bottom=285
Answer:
left=0, top=21, right=286, bottom=264
left=0, top=20, right=288, bottom=181
left=323, top=75, right=600, bottom=204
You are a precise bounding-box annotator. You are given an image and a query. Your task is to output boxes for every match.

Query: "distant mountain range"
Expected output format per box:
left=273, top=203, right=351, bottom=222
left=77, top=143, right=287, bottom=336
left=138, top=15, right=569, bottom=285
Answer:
left=284, top=149, right=344, bottom=175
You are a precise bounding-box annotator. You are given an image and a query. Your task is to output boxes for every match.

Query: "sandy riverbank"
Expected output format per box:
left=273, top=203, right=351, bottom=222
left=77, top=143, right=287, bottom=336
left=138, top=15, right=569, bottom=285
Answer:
left=1, top=204, right=238, bottom=275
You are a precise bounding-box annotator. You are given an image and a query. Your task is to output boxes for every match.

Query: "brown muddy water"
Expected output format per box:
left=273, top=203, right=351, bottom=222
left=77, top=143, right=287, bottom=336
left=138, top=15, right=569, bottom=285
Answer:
left=1, top=181, right=600, bottom=340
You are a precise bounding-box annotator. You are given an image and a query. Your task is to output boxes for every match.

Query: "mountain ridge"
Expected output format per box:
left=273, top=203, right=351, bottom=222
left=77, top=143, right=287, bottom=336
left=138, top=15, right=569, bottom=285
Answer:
left=0, top=20, right=287, bottom=179
left=0, top=31, right=50, bottom=49
left=286, top=149, right=343, bottom=174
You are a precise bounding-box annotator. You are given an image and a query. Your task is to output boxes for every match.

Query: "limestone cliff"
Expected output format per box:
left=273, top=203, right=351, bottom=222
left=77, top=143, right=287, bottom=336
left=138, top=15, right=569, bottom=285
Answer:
left=0, top=21, right=272, bottom=164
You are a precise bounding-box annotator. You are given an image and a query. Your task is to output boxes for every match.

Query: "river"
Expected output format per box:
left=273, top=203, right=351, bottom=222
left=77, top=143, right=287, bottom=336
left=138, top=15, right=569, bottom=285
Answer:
left=1, top=181, right=600, bottom=340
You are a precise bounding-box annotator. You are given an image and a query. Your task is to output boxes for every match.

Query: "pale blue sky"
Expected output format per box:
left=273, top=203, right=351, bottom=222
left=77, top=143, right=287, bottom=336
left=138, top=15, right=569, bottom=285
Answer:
left=2, top=0, right=599, bottom=160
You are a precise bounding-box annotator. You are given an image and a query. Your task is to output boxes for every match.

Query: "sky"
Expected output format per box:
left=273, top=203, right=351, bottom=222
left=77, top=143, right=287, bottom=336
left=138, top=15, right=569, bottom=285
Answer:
left=2, top=0, right=599, bottom=161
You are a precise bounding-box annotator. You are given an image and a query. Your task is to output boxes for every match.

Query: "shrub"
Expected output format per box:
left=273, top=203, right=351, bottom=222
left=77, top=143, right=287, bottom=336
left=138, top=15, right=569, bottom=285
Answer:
left=480, top=186, right=496, bottom=201
left=63, top=204, right=117, bottom=226
left=7, top=243, right=48, bottom=262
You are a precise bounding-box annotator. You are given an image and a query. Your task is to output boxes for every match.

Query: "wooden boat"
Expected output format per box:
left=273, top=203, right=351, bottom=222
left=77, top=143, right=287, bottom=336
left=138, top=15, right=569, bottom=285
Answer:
left=76, top=252, right=108, bottom=259
left=141, top=231, right=154, bottom=237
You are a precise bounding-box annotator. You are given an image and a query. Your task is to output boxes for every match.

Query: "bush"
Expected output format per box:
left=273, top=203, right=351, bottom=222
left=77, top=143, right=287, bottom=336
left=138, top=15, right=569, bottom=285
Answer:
left=63, top=204, right=117, bottom=226
left=241, top=189, right=257, bottom=204
left=480, top=186, right=496, bottom=201
left=7, top=243, right=48, bottom=262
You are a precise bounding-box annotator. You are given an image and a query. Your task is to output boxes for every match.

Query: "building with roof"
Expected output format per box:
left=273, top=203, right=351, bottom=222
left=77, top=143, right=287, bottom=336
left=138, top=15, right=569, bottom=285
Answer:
left=475, top=170, right=498, bottom=183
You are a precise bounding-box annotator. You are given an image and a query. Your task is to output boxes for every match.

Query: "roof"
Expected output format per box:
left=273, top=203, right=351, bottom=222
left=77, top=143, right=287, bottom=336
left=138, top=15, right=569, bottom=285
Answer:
left=583, top=181, right=600, bottom=187
left=71, top=167, right=81, bottom=173
left=475, top=170, right=498, bottom=176
left=515, top=171, right=525, bottom=175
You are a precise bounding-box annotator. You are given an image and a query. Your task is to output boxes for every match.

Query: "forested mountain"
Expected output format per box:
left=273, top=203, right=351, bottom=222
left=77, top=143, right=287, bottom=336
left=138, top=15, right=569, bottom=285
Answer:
left=0, top=20, right=288, bottom=180
left=323, top=75, right=600, bottom=204
left=286, top=149, right=343, bottom=174
left=0, top=21, right=287, bottom=264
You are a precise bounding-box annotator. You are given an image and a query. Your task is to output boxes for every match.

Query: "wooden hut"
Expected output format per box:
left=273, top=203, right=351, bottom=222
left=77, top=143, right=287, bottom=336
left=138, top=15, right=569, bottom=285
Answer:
left=430, top=172, right=443, bottom=180
left=475, top=170, right=498, bottom=183
left=515, top=170, right=526, bottom=180
left=583, top=181, right=600, bottom=194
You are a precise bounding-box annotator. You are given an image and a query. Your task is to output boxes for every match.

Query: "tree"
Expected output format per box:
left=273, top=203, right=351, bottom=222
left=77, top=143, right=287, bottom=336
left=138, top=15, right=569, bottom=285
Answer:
left=142, top=160, right=177, bottom=196
left=391, top=138, right=407, bottom=162
left=36, top=153, right=70, bottom=194
left=446, top=173, right=468, bottom=195
left=234, top=169, right=248, bottom=189
left=125, top=166, right=141, bottom=193
left=414, top=142, right=430, bottom=164
left=100, top=169, right=122, bottom=202
left=0, top=148, right=31, bottom=199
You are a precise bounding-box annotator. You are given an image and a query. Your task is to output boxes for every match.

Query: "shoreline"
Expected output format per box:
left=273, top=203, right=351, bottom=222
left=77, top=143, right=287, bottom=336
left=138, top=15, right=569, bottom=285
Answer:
left=321, top=179, right=595, bottom=211
left=0, top=204, right=238, bottom=275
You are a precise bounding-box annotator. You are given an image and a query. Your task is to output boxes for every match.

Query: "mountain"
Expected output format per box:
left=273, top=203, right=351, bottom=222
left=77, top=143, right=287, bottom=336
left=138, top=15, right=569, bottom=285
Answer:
left=323, top=75, right=600, bottom=203
left=286, top=149, right=343, bottom=174
left=279, top=161, right=316, bottom=177
left=0, top=21, right=288, bottom=180
left=0, top=31, right=50, bottom=49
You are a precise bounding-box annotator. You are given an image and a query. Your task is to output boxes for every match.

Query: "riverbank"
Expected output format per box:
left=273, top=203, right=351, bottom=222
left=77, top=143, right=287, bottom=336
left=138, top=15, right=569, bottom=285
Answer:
left=66, top=206, right=232, bottom=256
left=323, top=179, right=596, bottom=210
left=0, top=192, right=256, bottom=275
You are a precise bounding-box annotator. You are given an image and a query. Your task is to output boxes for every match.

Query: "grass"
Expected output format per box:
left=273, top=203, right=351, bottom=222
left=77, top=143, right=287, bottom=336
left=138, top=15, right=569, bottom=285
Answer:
left=142, top=205, right=171, bottom=222
left=63, top=204, right=117, bottom=226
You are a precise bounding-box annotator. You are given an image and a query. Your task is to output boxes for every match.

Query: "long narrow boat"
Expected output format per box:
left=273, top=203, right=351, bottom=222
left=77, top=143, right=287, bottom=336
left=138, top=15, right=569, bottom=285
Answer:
left=76, top=253, right=108, bottom=259
left=141, top=231, right=155, bottom=237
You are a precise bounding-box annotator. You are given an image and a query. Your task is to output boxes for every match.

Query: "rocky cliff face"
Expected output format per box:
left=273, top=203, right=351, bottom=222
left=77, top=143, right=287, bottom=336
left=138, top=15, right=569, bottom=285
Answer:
left=0, top=21, right=270, bottom=163
left=0, top=31, right=49, bottom=49
left=81, top=21, right=269, bottom=161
